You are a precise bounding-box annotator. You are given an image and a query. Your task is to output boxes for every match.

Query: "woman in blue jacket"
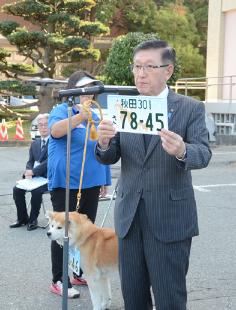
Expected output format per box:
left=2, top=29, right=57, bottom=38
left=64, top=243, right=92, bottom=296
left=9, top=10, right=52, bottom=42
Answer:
left=48, top=70, right=111, bottom=298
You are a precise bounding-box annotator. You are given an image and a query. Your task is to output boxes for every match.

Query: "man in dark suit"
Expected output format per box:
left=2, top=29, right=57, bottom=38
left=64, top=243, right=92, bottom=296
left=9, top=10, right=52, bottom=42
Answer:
left=95, top=40, right=212, bottom=309
left=10, top=114, right=49, bottom=231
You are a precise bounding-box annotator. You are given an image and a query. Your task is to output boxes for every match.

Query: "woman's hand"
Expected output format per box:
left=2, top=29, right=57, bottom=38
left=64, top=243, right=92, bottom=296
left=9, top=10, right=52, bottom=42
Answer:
left=100, top=186, right=108, bottom=198
left=76, top=104, right=90, bottom=121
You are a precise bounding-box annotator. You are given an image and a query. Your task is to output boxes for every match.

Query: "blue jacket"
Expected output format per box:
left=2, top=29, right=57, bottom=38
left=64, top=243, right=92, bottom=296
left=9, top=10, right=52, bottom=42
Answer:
left=48, top=102, right=111, bottom=190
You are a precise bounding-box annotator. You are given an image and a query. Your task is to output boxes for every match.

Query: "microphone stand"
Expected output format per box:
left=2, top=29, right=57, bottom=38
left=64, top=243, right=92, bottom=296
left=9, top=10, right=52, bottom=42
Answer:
left=59, top=84, right=138, bottom=309
left=62, top=96, right=74, bottom=310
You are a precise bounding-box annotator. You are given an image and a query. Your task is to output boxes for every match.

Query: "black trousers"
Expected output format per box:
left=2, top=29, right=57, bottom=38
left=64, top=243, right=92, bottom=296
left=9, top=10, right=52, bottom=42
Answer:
left=50, top=186, right=100, bottom=285
left=13, top=184, right=48, bottom=222
left=119, top=198, right=192, bottom=310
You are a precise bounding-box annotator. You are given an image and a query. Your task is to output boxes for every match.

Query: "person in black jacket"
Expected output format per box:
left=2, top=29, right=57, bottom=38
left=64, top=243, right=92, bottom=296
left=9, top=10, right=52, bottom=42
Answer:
left=10, top=114, right=49, bottom=231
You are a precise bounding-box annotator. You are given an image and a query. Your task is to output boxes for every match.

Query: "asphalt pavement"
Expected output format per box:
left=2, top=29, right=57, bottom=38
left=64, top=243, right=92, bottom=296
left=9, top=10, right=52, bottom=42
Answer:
left=0, top=144, right=236, bottom=310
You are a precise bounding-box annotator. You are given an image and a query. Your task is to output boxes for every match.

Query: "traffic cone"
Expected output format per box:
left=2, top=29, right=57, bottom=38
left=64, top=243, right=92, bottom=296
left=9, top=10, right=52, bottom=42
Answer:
left=0, top=119, right=8, bottom=141
left=14, top=117, right=24, bottom=140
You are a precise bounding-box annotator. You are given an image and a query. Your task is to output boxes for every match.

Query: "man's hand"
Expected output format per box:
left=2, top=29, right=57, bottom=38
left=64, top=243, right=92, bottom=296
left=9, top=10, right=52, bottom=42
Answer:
left=159, top=129, right=186, bottom=158
left=97, top=120, right=116, bottom=150
left=24, top=169, right=33, bottom=179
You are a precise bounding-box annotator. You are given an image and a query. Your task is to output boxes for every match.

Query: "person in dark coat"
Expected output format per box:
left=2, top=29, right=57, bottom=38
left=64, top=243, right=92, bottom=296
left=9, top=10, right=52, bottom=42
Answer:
left=95, top=40, right=212, bottom=310
left=10, top=113, right=49, bottom=231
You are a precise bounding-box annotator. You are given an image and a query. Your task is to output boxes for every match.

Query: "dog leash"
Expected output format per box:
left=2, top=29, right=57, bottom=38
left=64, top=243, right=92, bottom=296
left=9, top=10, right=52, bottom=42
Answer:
left=76, top=99, right=103, bottom=211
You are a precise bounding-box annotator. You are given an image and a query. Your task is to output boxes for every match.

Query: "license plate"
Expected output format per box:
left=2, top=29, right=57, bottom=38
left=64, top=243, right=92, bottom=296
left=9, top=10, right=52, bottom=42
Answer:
left=68, top=247, right=80, bottom=275
left=107, top=95, right=168, bottom=134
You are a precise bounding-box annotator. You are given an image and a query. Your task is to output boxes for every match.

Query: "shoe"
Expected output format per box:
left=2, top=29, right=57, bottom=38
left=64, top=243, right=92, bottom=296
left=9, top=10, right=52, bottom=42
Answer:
left=27, top=220, right=38, bottom=231
left=71, top=276, right=87, bottom=286
left=9, top=219, right=29, bottom=228
left=50, top=281, right=80, bottom=299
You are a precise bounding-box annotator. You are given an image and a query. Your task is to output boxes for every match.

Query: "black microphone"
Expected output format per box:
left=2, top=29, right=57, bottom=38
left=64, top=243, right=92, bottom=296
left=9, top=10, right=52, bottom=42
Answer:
left=58, top=85, right=139, bottom=98
left=58, top=85, right=104, bottom=98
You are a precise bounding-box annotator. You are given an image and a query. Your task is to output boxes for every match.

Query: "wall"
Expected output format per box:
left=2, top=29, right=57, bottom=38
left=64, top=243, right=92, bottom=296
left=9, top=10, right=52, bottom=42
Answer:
left=223, top=10, right=236, bottom=101
left=206, top=0, right=236, bottom=102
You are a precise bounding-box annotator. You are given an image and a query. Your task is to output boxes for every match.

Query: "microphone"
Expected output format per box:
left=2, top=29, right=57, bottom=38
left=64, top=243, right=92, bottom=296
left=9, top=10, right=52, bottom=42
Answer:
left=58, top=85, right=104, bottom=98
left=58, top=85, right=139, bottom=98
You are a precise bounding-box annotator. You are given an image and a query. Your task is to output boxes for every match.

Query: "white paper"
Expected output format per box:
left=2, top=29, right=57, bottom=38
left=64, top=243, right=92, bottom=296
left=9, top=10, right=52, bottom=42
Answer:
left=16, top=177, right=48, bottom=191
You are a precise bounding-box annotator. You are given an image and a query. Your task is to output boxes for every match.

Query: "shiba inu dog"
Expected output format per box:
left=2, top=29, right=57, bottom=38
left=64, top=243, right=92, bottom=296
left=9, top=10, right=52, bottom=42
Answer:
left=47, top=211, right=118, bottom=310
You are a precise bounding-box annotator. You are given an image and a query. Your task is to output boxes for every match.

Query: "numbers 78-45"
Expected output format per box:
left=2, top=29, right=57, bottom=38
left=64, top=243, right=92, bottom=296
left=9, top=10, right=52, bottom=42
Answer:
left=120, top=111, right=164, bottom=132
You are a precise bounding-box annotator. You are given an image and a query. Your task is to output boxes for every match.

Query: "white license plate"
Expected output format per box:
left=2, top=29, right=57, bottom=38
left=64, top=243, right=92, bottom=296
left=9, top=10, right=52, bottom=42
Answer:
left=68, top=247, right=80, bottom=275
left=107, top=95, right=168, bottom=134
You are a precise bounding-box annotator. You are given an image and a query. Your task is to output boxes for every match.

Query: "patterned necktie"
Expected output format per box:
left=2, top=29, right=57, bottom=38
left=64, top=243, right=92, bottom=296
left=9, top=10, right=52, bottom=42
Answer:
left=41, top=139, right=46, bottom=152
left=143, top=134, right=152, bottom=152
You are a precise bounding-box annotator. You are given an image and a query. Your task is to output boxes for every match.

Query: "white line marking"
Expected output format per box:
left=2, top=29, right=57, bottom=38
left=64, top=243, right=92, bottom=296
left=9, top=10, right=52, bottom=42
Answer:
left=213, top=152, right=236, bottom=155
left=194, top=184, right=236, bottom=192
left=194, top=186, right=211, bottom=192
left=195, top=184, right=236, bottom=188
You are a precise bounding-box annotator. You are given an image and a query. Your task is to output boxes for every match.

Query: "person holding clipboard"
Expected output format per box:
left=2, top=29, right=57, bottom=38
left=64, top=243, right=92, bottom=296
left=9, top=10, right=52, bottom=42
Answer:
left=10, top=113, right=49, bottom=231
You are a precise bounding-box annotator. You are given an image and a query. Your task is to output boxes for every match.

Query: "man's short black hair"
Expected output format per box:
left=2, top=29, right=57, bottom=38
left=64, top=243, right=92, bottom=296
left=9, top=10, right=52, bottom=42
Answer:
left=133, top=40, right=176, bottom=66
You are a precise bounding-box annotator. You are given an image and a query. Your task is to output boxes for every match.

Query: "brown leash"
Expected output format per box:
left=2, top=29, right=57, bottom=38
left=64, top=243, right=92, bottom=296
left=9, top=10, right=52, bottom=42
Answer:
left=76, top=99, right=103, bottom=210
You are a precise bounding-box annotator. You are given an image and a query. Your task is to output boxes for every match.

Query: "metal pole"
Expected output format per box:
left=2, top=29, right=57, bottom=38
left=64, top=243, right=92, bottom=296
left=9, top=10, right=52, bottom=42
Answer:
left=100, top=180, right=118, bottom=228
left=229, top=75, right=232, bottom=104
left=62, top=97, right=73, bottom=309
left=185, top=81, right=187, bottom=96
left=205, top=77, right=208, bottom=104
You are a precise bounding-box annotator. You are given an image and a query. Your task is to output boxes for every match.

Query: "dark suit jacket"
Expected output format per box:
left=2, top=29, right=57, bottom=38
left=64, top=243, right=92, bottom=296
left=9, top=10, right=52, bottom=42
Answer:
left=26, top=138, right=48, bottom=178
left=96, top=90, right=212, bottom=242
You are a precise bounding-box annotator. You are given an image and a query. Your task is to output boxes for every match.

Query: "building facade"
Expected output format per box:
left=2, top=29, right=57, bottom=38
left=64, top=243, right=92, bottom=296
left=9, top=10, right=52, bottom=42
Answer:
left=206, top=0, right=236, bottom=138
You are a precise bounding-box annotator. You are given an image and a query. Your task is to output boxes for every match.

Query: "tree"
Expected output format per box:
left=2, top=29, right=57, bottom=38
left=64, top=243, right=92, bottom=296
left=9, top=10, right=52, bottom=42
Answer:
left=160, top=0, right=209, bottom=56
left=155, top=4, right=200, bottom=46
left=153, top=2, right=205, bottom=77
left=98, top=0, right=206, bottom=78
left=183, top=0, right=208, bottom=56
left=174, top=43, right=205, bottom=77
left=0, top=0, right=109, bottom=118
left=96, top=0, right=159, bottom=35
left=104, top=32, right=180, bottom=86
